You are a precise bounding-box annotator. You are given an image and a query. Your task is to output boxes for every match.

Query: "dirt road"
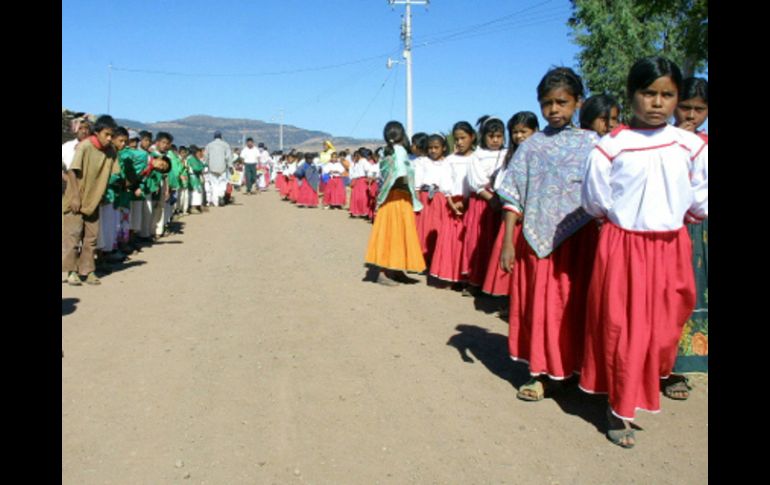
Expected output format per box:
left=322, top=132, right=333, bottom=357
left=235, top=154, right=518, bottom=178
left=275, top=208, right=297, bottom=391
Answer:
left=62, top=189, right=708, bottom=484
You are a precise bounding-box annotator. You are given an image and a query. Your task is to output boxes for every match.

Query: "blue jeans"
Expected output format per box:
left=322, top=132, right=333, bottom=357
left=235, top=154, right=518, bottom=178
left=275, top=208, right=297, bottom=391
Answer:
left=244, top=164, right=258, bottom=192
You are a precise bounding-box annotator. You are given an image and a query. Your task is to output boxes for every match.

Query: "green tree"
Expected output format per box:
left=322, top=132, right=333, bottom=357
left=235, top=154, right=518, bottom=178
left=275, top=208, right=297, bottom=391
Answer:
left=568, top=0, right=707, bottom=117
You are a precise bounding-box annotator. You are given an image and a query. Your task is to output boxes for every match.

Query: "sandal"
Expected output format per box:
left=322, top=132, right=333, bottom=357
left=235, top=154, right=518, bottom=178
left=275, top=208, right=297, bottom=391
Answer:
left=516, top=377, right=545, bottom=401
left=606, top=408, right=635, bottom=449
left=663, top=375, right=692, bottom=400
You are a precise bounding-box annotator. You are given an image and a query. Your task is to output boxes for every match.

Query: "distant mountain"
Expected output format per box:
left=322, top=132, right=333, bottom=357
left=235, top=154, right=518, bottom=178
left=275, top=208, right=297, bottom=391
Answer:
left=111, top=114, right=381, bottom=152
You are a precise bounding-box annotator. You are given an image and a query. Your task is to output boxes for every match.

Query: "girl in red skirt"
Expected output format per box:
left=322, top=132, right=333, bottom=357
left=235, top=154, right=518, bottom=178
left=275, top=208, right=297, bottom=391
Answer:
left=287, top=153, right=301, bottom=203
left=497, top=67, right=600, bottom=402
left=579, top=57, right=707, bottom=448
left=322, top=153, right=347, bottom=209
left=428, top=121, right=476, bottom=288
left=295, top=153, right=321, bottom=208
left=482, top=112, right=539, bottom=304
left=348, top=150, right=370, bottom=218
left=416, top=134, right=449, bottom=266
left=411, top=133, right=430, bottom=250
left=462, top=116, right=506, bottom=295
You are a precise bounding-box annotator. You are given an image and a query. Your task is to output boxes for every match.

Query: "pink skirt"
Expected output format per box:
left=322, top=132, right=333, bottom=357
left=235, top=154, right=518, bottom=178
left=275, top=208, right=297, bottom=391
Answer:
left=461, top=194, right=501, bottom=286
left=276, top=173, right=286, bottom=195
left=324, top=177, right=346, bottom=207
left=296, top=180, right=319, bottom=207
left=428, top=195, right=467, bottom=283
left=579, top=223, right=695, bottom=420
left=509, top=222, right=599, bottom=380
left=419, top=192, right=446, bottom=265
left=288, top=176, right=299, bottom=203
left=481, top=221, right=521, bottom=297
left=349, top=178, right=369, bottom=216
left=367, top=180, right=379, bottom=221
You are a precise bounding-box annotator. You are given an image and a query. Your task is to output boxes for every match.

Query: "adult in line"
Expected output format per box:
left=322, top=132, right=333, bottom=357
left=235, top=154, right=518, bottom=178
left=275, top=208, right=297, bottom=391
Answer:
left=240, top=137, right=260, bottom=195
left=204, top=130, right=233, bottom=206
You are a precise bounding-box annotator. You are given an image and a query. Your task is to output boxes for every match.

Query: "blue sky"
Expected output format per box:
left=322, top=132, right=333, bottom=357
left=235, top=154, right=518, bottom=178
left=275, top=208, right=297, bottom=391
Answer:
left=63, top=0, right=599, bottom=140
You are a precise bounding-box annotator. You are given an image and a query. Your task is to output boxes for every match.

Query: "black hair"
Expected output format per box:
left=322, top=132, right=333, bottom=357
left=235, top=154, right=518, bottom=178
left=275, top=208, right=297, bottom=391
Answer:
left=411, top=132, right=429, bottom=154
left=537, top=67, right=585, bottom=101
left=383, top=120, right=409, bottom=156
left=359, top=148, right=373, bottom=159
left=680, top=77, right=708, bottom=104
left=427, top=133, right=449, bottom=157
left=157, top=156, right=173, bottom=174
left=170, top=144, right=178, bottom=151
left=179, top=145, right=188, bottom=152
left=304, top=152, right=315, bottom=163
left=476, top=115, right=506, bottom=149
left=579, top=95, right=621, bottom=130
left=626, top=56, right=682, bottom=100
left=189, top=145, right=200, bottom=153
left=503, top=111, right=540, bottom=169
left=113, top=126, right=129, bottom=138
left=451, top=121, right=477, bottom=151
left=139, top=130, right=152, bottom=140
left=93, top=114, right=118, bottom=133
left=246, top=137, right=254, bottom=142
left=156, top=132, right=173, bottom=143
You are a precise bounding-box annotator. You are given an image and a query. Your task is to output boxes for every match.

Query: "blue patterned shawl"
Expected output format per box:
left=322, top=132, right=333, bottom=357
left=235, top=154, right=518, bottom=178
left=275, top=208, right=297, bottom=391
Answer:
left=496, top=125, right=599, bottom=258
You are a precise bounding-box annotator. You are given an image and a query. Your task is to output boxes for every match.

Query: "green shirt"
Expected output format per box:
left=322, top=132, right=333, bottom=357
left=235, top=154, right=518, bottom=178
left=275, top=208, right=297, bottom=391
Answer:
left=376, top=145, right=421, bottom=211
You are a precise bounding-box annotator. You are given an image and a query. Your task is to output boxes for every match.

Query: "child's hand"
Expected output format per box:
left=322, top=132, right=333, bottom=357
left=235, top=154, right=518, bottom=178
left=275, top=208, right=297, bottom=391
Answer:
left=500, top=244, right=515, bottom=273
left=455, top=201, right=465, bottom=213
left=70, top=198, right=81, bottom=214
left=134, top=189, right=143, bottom=197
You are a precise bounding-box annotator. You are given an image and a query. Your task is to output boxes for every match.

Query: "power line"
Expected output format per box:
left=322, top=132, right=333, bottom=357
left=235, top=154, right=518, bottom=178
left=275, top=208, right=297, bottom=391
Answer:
left=349, top=69, right=395, bottom=137
left=111, top=49, right=400, bottom=78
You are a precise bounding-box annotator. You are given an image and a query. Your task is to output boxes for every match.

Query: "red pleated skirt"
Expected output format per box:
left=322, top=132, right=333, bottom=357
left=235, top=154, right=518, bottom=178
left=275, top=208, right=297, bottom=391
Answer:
left=288, top=176, right=299, bottom=202
left=324, top=177, right=346, bottom=207
left=429, top=195, right=467, bottom=283
left=296, top=180, right=319, bottom=207
left=263, top=168, right=271, bottom=188
left=276, top=173, right=286, bottom=195
left=481, top=220, right=521, bottom=297
left=461, top=194, right=502, bottom=286
left=419, top=192, right=446, bottom=265
left=509, top=222, right=599, bottom=380
left=349, top=178, right=369, bottom=216
left=579, top=223, right=695, bottom=420
left=367, top=180, right=379, bottom=221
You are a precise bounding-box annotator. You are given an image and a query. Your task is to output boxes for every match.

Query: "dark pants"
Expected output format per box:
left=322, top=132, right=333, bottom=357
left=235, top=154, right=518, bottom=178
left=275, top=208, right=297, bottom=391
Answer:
left=244, top=164, right=258, bottom=192
left=62, top=211, right=99, bottom=275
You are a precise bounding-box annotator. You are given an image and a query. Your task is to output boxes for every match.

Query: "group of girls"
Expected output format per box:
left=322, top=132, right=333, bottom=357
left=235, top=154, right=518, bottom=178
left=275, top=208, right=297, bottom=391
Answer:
left=365, top=57, right=708, bottom=449
left=274, top=148, right=382, bottom=218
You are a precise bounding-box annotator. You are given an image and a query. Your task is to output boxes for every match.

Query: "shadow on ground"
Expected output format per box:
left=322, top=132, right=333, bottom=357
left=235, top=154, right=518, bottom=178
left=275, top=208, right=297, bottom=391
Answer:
left=62, top=298, right=80, bottom=316
left=446, top=323, right=608, bottom=434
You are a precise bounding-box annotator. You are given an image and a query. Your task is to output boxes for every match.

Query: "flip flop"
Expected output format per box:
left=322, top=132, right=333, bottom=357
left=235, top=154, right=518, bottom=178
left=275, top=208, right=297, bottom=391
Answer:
left=663, top=376, right=692, bottom=400
left=516, top=378, right=545, bottom=401
left=606, top=408, right=635, bottom=449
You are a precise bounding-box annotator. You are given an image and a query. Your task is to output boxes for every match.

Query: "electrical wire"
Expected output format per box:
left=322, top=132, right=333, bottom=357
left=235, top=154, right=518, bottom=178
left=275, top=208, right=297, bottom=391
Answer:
left=349, top=69, right=395, bottom=137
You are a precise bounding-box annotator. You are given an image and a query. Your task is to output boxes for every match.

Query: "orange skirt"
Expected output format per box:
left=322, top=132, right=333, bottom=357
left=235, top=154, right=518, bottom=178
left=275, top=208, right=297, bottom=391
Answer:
left=364, top=189, right=426, bottom=273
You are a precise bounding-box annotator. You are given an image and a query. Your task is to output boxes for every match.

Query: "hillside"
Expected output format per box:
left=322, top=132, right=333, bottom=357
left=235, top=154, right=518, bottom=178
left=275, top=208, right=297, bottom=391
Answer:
left=61, top=110, right=380, bottom=152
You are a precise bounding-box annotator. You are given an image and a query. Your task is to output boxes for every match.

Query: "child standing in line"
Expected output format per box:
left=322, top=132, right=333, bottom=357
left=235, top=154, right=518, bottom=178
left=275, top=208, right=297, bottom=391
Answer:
left=364, top=121, right=425, bottom=285
left=186, top=145, right=206, bottom=214
left=176, top=146, right=190, bottom=215
left=665, top=77, right=709, bottom=398
left=62, top=115, right=121, bottom=286
left=410, top=132, right=430, bottom=249
left=322, top=153, right=347, bottom=209
left=578, top=58, right=707, bottom=448
left=416, top=134, right=450, bottom=266
left=348, top=149, right=370, bottom=218
left=429, top=121, right=476, bottom=288
left=462, top=116, right=507, bottom=294
left=295, top=152, right=321, bottom=208
left=148, top=132, right=174, bottom=239
left=579, top=94, right=622, bottom=137
left=497, top=67, right=601, bottom=402
left=96, top=127, right=130, bottom=263
left=364, top=148, right=381, bottom=222
left=482, top=112, right=539, bottom=302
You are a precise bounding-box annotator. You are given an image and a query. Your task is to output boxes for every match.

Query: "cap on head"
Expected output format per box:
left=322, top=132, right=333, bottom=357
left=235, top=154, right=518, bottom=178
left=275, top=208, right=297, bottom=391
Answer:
left=214, top=130, right=222, bottom=139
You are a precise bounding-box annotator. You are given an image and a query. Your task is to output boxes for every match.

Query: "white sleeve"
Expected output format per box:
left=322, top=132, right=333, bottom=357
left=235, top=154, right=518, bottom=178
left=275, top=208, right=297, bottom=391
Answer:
left=581, top=147, right=613, bottom=219
left=687, top=143, right=708, bottom=221
left=466, top=152, right=490, bottom=194
left=414, top=159, right=424, bottom=188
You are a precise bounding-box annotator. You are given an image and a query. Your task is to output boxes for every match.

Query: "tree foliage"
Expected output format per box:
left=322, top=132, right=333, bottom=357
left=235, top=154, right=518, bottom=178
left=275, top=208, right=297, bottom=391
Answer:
left=568, top=0, right=707, bottom=116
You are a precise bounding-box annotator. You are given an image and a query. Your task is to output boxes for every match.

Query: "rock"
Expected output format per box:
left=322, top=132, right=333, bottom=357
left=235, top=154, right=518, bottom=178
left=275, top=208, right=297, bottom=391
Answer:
left=183, top=472, right=191, bottom=479
left=175, top=460, right=184, bottom=468
left=293, top=468, right=301, bottom=476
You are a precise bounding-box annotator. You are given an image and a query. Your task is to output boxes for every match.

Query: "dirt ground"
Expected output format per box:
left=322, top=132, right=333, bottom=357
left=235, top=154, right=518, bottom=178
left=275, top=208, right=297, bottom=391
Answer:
left=62, top=187, right=708, bottom=484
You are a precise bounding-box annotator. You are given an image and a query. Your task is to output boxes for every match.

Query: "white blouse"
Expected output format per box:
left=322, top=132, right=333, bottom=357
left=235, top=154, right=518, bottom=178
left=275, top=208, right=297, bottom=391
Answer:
left=364, top=161, right=380, bottom=178
left=349, top=160, right=367, bottom=179
left=582, top=124, right=708, bottom=231
left=322, top=161, right=345, bottom=177
left=439, top=153, right=472, bottom=197
left=467, top=147, right=505, bottom=194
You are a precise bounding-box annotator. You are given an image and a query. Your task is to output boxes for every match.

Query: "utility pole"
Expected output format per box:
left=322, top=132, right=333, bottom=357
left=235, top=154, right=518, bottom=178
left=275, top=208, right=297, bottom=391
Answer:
left=388, top=0, right=428, bottom=139
left=279, top=109, right=284, bottom=152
